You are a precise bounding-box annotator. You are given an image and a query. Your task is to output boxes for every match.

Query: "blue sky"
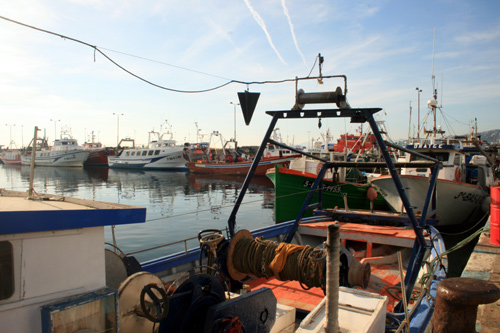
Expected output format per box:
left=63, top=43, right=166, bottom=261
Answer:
left=1, top=0, right=499, bottom=148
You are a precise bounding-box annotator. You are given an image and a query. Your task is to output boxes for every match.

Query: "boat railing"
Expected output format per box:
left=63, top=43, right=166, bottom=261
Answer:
left=124, top=235, right=200, bottom=256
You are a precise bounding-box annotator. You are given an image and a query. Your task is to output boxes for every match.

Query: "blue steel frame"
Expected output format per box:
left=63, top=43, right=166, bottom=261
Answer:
left=226, top=106, right=442, bottom=313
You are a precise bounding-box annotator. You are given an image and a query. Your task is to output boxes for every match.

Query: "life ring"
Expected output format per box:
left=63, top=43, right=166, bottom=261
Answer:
left=454, top=167, right=462, bottom=182
left=266, top=152, right=271, bottom=158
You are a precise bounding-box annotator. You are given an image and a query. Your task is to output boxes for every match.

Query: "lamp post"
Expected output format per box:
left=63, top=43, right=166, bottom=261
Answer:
left=50, top=119, right=60, bottom=141
left=113, top=113, right=124, bottom=146
left=230, top=102, right=239, bottom=144
left=415, top=88, right=422, bottom=139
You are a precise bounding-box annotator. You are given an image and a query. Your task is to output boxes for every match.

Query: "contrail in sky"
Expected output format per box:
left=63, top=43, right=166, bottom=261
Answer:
left=243, top=0, right=287, bottom=65
left=281, top=0, right=306, bottom=66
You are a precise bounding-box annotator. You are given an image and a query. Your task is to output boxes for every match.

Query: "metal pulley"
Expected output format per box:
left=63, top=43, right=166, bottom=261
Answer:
left=294, top=86, right=351, bottom=110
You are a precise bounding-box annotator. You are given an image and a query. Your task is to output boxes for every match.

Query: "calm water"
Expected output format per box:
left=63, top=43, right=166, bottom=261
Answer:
left=0, top=164, right=275, bottom=262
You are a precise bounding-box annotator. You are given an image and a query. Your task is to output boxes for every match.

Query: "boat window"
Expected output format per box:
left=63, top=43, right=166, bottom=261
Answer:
left=148, top=150, right=154, bottom=156
left=125, top=152, right=130, bottom=156
left=410, top=152, right=449, bottom=162
left=453, top=154, right=461, bottom=166
left=0, top=241, right=14, bottom=300
left=142, top=151, right=148, bottom=156
left=154, top=150, right=160, bottom=155
left=131, top=152, right=135, bottom=156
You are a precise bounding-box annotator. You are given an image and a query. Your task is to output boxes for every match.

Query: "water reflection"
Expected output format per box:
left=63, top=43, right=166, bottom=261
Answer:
left=0, top=165, right=275, bottom=261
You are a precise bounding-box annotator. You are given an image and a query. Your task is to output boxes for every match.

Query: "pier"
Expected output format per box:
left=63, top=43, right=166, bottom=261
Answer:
left=462, top=217, right=500, bottom=332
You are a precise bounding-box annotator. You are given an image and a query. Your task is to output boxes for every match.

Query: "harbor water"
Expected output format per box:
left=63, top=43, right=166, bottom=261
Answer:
left=0, top=164, right=275, bottom=263
left=0, top=163, right=483, bottom=276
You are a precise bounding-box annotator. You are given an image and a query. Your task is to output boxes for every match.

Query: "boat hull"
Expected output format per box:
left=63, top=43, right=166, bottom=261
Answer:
left=21, top=150, right=90, bottom=167
left=84, top=149, right=109, bottom=167
left=371, top=175, right=489, bottom=228
left=267, top=167, right=390, bottom=222
left=1, top=152, right=22, bottom=165
left=108, top=149, right=187, bottom=170
left=187, top=156, right=298, bottom=176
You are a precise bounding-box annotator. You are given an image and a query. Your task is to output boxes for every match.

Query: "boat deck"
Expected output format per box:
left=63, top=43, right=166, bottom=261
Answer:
left=246, top=220, right=421, bottom=313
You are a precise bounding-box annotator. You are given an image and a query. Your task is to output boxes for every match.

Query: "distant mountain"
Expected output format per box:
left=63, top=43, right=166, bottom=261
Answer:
left=478, top=129, right=500, bottom=144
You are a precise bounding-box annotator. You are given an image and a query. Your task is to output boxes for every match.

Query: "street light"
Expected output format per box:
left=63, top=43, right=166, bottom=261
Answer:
left=230, top=102, right=239, bottom=144
left=415, top=88, right=422, bottom=139
left=113, top=113, right=124, bottom=146
left=50, top=119, right=60, bottom=141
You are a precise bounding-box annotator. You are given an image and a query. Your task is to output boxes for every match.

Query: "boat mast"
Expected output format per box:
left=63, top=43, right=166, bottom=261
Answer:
left=425, top=27, right=444, bottom=141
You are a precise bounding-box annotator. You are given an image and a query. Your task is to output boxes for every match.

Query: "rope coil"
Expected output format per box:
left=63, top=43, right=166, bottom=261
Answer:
left=232, top=237, right=326, bottom=289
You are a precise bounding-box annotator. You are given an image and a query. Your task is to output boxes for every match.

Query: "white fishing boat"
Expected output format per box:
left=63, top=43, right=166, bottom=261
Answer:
left=21, top=133, right=90, bottom=167
left=264, top=128, right=305, bottom=158
left=109, top=123, right=187, bottom=170
left=371, top=143, right=492, bottom=228
left=371, top=84, right=493, bottom=229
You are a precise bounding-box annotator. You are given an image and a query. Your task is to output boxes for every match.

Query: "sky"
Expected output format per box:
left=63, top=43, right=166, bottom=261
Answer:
left=1, top=0, right=499, bottom=149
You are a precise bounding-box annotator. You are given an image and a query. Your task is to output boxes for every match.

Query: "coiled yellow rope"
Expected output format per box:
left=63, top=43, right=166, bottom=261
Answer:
left=232, top=237, right=326, bottom=289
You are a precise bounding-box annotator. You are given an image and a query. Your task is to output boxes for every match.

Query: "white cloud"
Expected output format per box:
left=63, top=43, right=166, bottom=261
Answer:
left=243, top=0, right=287, bottom=65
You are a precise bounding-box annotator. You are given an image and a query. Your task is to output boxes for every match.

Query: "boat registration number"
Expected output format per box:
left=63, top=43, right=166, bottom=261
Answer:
left=302, top=180, right=341, bottom=193
left=454, top=191, right=484, bottom=204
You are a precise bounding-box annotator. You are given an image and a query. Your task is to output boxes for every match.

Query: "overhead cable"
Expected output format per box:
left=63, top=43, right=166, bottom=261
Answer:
left=0, top=15, right=312, bottom=93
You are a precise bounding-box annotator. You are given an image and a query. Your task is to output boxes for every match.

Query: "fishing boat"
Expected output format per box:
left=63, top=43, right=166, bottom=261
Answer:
left=108, top=122, right=188, bottom=170
left=267, top=165, right=390, bottom=222
left=334, top=127, right=378, bottom=154
left=83, top=131, right=111, bottom=167
left=264, top=128, right=305, bottom=158
left=187, top=155, right=299, bottom=176
left=21, top=132, right=90, bottom=167
left=0, top=149, right=22, bottom=165
left=371, top=143, right=492, bottom=229
left=186, top=130, right=301, bottom=176
left=371, top=88, right=493, bottom=230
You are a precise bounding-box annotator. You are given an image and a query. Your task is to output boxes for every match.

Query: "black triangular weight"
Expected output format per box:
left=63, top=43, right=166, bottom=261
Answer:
left=238, top=91, right=260, bottom=125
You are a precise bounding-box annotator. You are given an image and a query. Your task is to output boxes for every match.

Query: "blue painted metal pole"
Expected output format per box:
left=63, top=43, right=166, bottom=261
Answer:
left=365, top=111, right=429, bottom=312
left=366, top=113, right=426, bottom=246
left=227, top=113, right=279, bottom=238
left=284, top=164, right=329, bottom=243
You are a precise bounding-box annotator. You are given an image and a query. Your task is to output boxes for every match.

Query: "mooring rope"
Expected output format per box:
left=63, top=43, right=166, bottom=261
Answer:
left=232, top=237, right=326, bottom=289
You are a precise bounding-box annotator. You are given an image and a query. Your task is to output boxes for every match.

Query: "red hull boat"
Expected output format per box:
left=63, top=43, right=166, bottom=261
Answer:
left=187, top=155, right=300, bottom=176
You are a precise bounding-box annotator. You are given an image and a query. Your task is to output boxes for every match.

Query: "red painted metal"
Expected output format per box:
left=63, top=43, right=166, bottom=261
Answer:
left=490, top=186, right=500, bottom=246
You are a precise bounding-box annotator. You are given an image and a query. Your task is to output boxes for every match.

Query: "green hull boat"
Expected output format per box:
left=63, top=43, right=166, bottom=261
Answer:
left=267, top=166, right=390, bottom=222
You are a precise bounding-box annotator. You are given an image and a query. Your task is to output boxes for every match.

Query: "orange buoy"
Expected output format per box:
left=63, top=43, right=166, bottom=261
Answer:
left=366, top=187, right=378, bottom=201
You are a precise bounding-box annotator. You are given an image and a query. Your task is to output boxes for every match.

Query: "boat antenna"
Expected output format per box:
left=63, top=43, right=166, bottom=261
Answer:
left=432, top=27, right=436, bottom=93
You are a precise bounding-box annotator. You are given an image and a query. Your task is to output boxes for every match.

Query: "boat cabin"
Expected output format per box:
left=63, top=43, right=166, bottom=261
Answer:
left=401, top=143, right=494, bottom=186
left=52, top=138, right=82, bottom=151
left=0, top=189, right=146, bottom=333
left=402, top=143, right=465, bottom=181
